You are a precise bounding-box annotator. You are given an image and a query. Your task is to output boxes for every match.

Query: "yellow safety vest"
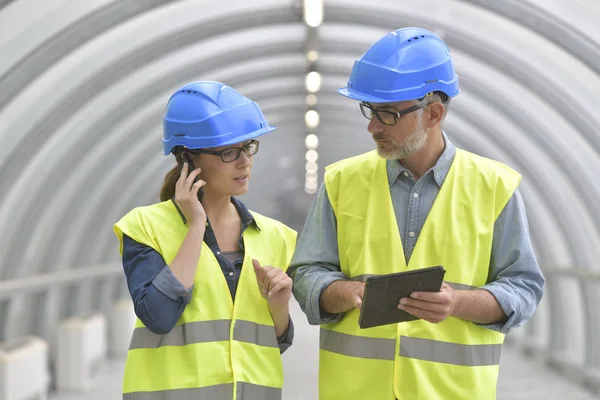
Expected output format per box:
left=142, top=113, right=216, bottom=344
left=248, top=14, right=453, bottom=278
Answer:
left=321, top=149, right=521, bottom=400
left=113, top=200, right=296, bottom=400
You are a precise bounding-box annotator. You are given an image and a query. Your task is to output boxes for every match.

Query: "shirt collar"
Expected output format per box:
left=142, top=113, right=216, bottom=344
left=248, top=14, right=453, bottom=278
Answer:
left=231, top=196, right=261, bottom=232
left=386, top=131, right=456, bottom=187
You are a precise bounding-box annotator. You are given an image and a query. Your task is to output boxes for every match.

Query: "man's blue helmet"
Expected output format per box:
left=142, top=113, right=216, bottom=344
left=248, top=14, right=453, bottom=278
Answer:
left=338, top=27, right=460, bottom=103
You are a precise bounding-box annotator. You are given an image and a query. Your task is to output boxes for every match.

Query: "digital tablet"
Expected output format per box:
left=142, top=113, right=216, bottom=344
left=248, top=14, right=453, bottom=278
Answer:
left=358, top=266, right=446, bottom=329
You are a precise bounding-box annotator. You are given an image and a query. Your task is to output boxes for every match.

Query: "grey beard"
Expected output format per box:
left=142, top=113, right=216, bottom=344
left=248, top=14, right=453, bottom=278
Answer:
left=378, top=120, right=427, bottom=160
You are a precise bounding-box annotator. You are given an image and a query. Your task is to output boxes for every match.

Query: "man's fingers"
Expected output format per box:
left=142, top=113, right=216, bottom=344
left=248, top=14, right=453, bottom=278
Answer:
left=411, top=283, right=453, bottom=302
left=400, top=305, right=441, bottom=323
left=399, top=298, right=447, bottom=314
left=354, top=295, right=363, bottom=309
left=356, top=283, right=366, bottom=299
left=399, top=297, right=451, bottom=323
left=410, top=291, right=449, bottom=303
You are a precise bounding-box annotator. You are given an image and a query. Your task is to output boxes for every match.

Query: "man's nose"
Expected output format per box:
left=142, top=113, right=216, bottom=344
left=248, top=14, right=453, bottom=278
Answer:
left=368, top=116, right=385, bottom=135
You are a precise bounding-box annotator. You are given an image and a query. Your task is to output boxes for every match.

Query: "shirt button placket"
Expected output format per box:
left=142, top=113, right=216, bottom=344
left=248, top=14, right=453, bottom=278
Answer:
left=407, top=184, right=422, bottom=257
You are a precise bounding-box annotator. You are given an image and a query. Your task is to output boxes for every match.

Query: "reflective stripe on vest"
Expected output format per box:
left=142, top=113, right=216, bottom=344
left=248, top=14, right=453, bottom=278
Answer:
left=233, top=319, right=279, bottom=348
left=320, top=329, right=395, bottom=361
left=129, top=319, right=278, bottom=350
left=123, top=382, right=281, bottom=400
left=399, top=336, right=501, bottom=367
left=321, top=329, right=501, bottom=367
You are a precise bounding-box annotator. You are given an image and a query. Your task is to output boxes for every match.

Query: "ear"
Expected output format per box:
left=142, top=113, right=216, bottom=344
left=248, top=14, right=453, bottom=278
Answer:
left=425, top=102, right=445, bottom=128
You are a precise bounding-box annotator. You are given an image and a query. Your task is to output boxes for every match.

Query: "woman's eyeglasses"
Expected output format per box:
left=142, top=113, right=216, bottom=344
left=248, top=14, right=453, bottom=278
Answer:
left=192, top=140, right=259, bottom=163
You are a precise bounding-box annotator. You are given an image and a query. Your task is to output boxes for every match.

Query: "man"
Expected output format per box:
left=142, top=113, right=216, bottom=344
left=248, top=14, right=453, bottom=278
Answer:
left=288, top=27, right=544, bottom=400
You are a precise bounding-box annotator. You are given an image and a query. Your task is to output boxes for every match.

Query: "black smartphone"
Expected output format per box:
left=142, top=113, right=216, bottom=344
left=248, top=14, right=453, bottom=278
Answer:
left=182, top=153, right=204, bottom=203
left=172, top=153, right=204, bottom=225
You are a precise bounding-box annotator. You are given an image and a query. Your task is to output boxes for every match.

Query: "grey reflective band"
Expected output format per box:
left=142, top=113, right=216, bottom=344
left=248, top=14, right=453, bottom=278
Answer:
left=350, top=274, right=376, bottom=282
left=124, top=384, right=233, bottom=400
left=124, top=382, right=281, bottom=400
left=130, top=320, right=231, bottom=349
left=399, top=336, right=502, bottom=366
left=446, top=282, right=477, bottom=291
left=130, top=319, right=277, bottom=349
left=320, top=329, right=396, bottom=361
left=233, top=320, right=278, bottom=348
left=237, top=381, right=282, bottom=400
left=320, top=329, right=501, bottom=367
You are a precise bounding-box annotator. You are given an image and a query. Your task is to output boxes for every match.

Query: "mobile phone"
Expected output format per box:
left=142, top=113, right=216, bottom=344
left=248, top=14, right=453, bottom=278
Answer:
left=182, top=153, right=204, bottom=203
left=172, top=153, right=204, bottom=225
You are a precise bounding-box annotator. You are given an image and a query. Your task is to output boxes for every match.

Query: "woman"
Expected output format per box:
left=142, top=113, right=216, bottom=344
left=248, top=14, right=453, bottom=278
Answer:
left=114, top=81, right=296, bottom=399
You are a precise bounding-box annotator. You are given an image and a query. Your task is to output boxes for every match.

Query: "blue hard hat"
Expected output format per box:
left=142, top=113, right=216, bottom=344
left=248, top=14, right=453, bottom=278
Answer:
left=162, top=81, right=276, bottom=155
left=338, top=27, right=460, bottom=103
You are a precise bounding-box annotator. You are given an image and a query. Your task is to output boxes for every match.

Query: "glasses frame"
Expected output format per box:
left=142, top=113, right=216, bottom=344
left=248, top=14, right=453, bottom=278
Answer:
left=359, top=100, right=428, bottom=126
left=190, top=140, right=260, bottom=163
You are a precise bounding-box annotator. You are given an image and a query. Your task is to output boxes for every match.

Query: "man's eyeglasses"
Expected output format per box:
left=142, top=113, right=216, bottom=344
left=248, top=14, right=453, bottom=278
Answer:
left=359, top=101, right=427, bottom=126
left=192, top=140, right=259, bottom=163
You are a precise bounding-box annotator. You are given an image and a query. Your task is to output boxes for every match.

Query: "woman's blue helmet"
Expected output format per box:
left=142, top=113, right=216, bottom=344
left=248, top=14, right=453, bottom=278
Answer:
left=162, top=81, right=276, bottom=155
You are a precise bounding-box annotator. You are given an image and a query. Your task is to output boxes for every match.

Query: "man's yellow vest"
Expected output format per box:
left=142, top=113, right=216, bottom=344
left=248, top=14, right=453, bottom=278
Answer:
left=113, top=200, right=296, bottom=400
left=321, top=149, right=521, bottom=400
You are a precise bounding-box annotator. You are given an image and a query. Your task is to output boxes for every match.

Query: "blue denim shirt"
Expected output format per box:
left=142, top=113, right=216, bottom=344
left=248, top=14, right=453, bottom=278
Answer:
left=288, top=134, right=544, bottom=334
left=122, top=197, right=293, bottom=353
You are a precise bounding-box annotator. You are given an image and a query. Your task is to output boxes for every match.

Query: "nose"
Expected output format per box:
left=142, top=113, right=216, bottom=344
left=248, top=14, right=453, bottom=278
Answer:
left=236, top=150, right=251, bottom=167
left=368, top=116, right=385, bottom=135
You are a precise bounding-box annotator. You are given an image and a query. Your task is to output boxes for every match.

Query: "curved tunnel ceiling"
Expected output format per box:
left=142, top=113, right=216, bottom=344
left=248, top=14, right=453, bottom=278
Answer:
left=0, top=0, right=599, bottom=369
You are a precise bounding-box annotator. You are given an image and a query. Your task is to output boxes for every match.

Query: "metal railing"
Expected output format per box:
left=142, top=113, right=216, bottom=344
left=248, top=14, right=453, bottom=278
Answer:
left=509, top=266, right=600, bottom=395
left=0, top=263, right=121, bottom=301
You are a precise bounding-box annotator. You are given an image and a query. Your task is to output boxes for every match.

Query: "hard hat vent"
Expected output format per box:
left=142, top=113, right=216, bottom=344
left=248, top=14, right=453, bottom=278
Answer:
left=407, top=35, right=426, bottom=43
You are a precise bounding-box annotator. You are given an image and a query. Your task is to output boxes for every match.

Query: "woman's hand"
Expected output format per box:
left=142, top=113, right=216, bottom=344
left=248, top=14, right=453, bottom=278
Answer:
left=174, top=161, right=207, bottom=227
left=253, top=259, right=291, bottom=338
left=252, top=259, right=292, bottom=307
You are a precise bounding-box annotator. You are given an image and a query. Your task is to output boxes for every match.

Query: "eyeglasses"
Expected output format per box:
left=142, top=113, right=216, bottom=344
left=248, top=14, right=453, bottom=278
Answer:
left=192, top=140, right=259, bottom=163
left=359, top=101, right=427, bottom=126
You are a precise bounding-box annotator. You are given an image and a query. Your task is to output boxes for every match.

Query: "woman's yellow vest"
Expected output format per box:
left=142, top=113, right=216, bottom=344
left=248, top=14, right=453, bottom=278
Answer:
left=113, top=201, right=296, bottom=400
left=320, top=149, right=521, bottom=400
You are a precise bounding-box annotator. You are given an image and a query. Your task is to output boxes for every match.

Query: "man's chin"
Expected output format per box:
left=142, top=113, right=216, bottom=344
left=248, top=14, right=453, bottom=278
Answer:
left=376, top=148, right=399, bottom=160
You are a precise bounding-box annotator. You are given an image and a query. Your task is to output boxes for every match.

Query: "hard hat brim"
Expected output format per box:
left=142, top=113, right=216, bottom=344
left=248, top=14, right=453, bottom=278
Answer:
left=211, top=126, right=277, bottom=148
left=162, top=126, right=277, bottom=155
left=338, top=85, right=459, bottom=104
left=338, top=86, right=410, bottom=104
